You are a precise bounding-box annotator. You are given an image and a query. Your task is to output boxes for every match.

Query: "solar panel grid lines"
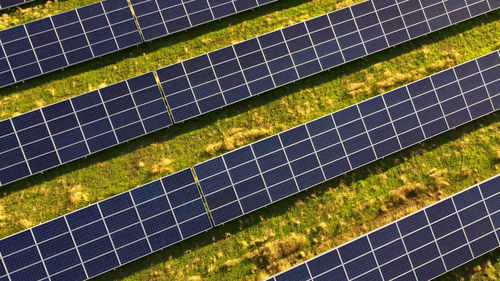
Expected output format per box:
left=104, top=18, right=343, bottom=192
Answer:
left=193, top=50, right=500, bottom=226
left=0, top=0, right=143, bottom=88
left=266, top=175, right=500, bottom=281
left=0, top=169, right=213, bottom=281
left=158, top=0, right=498, bottom=124
left=0, top=0, right=36, bottom=10
left=0, top=71, right=173, bottom=186
left=130, top=0, right=280, bottom=41
left=478, top=179, right=500, bottom=244
left=0, top=252, right=9, bottom=281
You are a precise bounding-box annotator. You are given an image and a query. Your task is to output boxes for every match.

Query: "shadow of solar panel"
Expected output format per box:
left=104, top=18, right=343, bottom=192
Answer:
left=0, top=169, right=212, bottom=281
left=194, top=51, right=499, bottom=225
left=266, top=175, right=500, bottom=281
left=0, top=72, right=172, bottom=186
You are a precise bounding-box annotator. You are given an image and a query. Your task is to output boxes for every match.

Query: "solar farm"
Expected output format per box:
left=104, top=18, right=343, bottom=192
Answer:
left=0, top=0, right=498, bottom=280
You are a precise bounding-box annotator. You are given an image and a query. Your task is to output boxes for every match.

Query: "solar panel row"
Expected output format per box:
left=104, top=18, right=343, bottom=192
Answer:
left=0, top=0, right=281, bottom=88
left=266, top=175, right=500, bottom=281
left=0, top=53, right=497, bottom=281
left=1, top=0, right=497, bottom=187
left=193, top=50, right=500, bottom=225
left=0, top=0, right=141, bottom=87
left=0, top=169, right=212, bottom=281
left=0, top=0, right=36, bottom=10
left=0, top=72, right=172, bottom=185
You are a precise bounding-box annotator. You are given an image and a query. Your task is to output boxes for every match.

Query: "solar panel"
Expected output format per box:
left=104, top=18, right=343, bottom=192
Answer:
left=0, top=0, right=281, bottom=88
left=0, top=0, right=141, bottom=87
left=266, top=175, right=499, bottom=281
left=0, top=0, right=37, bottom=10
left=0, top=72, right=172, bottom=186
left=0, top=55, right=497, bottom=280
left=131, top=0, right=280, bottom=41
left=0, top=169, right=212, bottom=281
left=157, top=0, right=498, bottom=123
left=193, top=50, right=500, bottom=225
left=1, top=1, right=498, bottom=187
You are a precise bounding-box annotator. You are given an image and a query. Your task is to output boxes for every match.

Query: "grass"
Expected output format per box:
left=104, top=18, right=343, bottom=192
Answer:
left=0, top=0, right=499, bottom=280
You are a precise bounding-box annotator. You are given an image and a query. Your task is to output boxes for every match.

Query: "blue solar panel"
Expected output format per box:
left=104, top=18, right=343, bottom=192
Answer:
left=0, top=0, right=140, bottom=87
left=0, top=1, right=497, bottom=187
left=194, top=51, right=500, bottom=225
left=0, top=0, right=280, bottom=88
left=131, top=0, right=280, bottom=41
left=267, top=175, right=499, bottom=281
left=0, top=72, right=172, bottom=185
left=0, top=169, right=212, bottom=281
left=0, top=0, right=37, bottom=10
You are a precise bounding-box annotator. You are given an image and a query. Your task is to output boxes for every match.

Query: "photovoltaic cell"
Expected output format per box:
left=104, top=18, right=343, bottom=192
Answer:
left=0, top=1, right=498, bottom=187
left=0, top=169, right=212, bottom=281
left=266, top=175, right=499, bottom=281
left=0, top=72, right=172, bottom=186
left=0, top=0, right=37, bottom=10
left=194, top=51, right=500, bottom=225
left=0, top=57, right=497, bottom=280
left=0, top=0, right=280, bottom=88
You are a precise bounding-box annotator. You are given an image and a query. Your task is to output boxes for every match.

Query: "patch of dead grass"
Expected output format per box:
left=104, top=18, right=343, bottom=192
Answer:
left=19, top=218, right=34, bottom=228
left=429, top=168, right=450, bottom=189
left=150, top=158, right=174, bottom=174
left=246, top=233, right=307, bottom=274
left=205, top=127, right=272, bottom=155
left=68, top=184, right=89, bottom=205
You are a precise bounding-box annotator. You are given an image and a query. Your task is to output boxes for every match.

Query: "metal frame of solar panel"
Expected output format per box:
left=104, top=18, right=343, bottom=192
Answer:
left=131, top=0, right=280, bottom=41
left=0, top=168, right=213, bottom=281
left=193, top=50, right=500, bottom=225
left=0, top=53, right=497, bottom=281
left=265, top=175, right=500, bottom=281
left=0, top=0, right=498, bottom=187
left=0, top=0, right=36, bottom=10
left=0, top=0, right=281, bottom=88
left=158, top=0, right=498, bottom=123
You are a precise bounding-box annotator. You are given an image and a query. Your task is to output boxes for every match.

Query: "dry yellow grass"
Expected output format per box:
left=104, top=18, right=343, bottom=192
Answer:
left=150, top=158, right=175, bottom=174
left=205, top=128, right=273, bottom=155
left=68, top=184, right=89, bottom=205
